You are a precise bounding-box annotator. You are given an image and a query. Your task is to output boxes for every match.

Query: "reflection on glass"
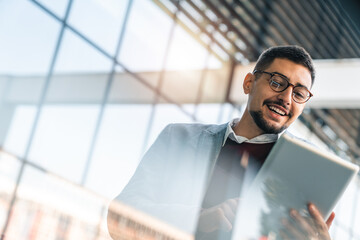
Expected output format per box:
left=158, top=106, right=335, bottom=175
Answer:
left=7, top=166, right=108, bottom=239
left=0, top=152, right=20, bottom=234
left=0, top=0, right=60, bottom=75
left=85, top=104, right=152, bottom=199
left=28, top=105, right=100, bottom=183
left=68, top=0, right=129, bottom=56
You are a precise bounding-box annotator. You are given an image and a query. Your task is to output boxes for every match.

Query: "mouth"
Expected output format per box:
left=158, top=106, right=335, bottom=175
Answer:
left=266, top=104, right=288, bottom=117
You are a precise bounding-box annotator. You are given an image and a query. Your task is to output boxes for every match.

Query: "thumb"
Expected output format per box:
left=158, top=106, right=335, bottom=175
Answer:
left=326, top=212, right=335, bottom=229
left=219, top=210, right=233, bottom=232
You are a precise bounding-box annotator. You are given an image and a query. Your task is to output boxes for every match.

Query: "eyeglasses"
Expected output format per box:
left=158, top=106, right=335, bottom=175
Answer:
left=253, top=70, right=313, bottom=104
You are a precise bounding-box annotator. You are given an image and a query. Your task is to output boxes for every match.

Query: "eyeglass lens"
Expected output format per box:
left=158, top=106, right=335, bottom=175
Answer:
left=269, top=75, right=310, bottom=103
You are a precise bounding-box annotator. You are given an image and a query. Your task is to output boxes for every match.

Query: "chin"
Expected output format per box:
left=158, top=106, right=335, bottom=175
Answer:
left=250, top=110, right=288, bottom=134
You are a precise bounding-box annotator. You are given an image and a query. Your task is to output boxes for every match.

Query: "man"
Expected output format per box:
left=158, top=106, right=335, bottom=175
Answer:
left=108, top=46, right=335, bottom=239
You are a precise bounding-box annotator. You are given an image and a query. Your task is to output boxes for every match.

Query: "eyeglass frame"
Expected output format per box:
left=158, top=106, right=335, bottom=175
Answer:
left=252, top=70, right=313, bottom=103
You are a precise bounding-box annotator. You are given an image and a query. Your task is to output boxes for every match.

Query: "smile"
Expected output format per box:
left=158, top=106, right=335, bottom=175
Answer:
left=268, top=105, right=286, bottom=116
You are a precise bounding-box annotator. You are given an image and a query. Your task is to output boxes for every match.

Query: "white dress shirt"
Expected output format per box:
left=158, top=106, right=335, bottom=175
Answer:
left=222, top=118, right=282, bottom=146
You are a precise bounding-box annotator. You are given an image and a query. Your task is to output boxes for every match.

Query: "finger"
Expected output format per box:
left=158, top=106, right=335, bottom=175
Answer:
left=218, top=208, right=232, bottom=232
left=226, top=198, right=239, bottom=211
left=326, top=212, right=335, bottom=229
left=282, top=218, right=305, bottom=239
left=289, top=209, right=317, bottom=236
left=308, top=203, right=329, bottom=234
left=222, top=202, right=236, bottom=223
left=197, top=207, right=222, bottom=232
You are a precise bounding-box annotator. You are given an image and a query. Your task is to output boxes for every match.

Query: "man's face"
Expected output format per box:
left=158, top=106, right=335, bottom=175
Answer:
left=244, top=58, right=312, bottom=134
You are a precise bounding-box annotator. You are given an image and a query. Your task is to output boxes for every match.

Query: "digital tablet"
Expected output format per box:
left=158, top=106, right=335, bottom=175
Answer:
left=232, top=133, right=359, bottom=240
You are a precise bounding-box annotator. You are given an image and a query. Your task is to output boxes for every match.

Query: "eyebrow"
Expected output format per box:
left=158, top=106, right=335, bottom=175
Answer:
left=271, top=71, right=310, bottom=89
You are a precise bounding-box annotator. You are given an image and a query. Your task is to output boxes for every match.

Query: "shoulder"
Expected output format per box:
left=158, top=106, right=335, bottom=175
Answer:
left=164, top=122, right=228, bottom=136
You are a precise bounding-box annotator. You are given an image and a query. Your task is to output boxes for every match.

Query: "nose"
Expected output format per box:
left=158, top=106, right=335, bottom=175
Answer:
left=277, top=85, right=293, bottom=105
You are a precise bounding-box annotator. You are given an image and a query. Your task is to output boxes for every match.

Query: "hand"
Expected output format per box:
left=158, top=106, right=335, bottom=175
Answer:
left=197, top=198, right=240, bottom=233
left=280, top=203, right=335, bottom=240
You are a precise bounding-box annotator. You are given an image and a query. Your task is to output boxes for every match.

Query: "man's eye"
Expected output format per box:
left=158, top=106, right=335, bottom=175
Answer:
left=270, top=79, right=284, bottom=89
left=294, top=92, right=303, bottom=97
left=294, top=90, right=306, bottom=99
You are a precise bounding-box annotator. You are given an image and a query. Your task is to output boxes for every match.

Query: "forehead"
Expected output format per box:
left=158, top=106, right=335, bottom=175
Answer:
left=265, top=58, right=312, bottom=89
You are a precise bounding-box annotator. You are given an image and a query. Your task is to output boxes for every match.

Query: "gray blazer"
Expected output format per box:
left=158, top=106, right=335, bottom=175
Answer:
left=114, top=123, right=228, bottom=234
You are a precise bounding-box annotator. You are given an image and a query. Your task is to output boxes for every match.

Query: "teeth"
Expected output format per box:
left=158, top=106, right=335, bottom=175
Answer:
left=268, top=105, right=286, bottom=116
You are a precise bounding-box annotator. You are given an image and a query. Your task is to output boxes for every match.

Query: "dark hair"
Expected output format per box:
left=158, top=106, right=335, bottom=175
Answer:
left=254, top=45, right=315, bottom=85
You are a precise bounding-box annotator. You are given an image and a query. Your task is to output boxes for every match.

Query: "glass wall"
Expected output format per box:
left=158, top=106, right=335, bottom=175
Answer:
left=0, top=0, right=358, bottom=239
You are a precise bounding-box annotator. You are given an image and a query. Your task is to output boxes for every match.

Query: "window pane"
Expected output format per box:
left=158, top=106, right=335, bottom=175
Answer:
left=118, top=0, right=173, bottom=75
left=165, top=25, right=208, bottom=71
left=68, top=0, right=129, bottom=56
left=85, top=104, right=152, bottom=199
left=48, top=28, right=112, bottom=115
left=53, top=29, right=112, bottom=74
left=160, top=25, right=211, bottom=103
left=28, top=105, right=100, bottom=183
left=35, top=0, right=69, bottom=19
left=0, top=0, right=60, bottom=75
left=86, top=65, right=155, bottom=198
left=3, top=105, right=37, bottom=157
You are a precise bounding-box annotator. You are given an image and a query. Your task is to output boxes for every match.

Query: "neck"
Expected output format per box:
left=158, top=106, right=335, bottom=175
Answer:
left=233, top=111, right=265, bottom=139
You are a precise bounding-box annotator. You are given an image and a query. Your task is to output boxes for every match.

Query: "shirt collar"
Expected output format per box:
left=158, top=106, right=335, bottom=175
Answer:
left=222, top=118, right=281, bottom=146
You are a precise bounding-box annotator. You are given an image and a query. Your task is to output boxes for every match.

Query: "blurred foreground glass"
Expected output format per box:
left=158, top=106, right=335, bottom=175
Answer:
left=0, top=152, right=21, bottom=234
left=5, top=166, right=111, bottom=239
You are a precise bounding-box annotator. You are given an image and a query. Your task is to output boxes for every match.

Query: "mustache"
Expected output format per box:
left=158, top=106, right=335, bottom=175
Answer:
left=263, top=100, right=292, bottom=117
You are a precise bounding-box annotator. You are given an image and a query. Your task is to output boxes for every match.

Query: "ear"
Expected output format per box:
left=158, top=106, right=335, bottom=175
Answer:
left=243, top=72, right=255, bottom=94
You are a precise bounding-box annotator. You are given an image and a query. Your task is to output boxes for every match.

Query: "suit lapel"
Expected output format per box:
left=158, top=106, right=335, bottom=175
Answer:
left=196, top=123, right=228, bottom=192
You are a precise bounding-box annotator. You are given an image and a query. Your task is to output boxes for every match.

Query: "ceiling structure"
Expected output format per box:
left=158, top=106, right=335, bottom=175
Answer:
left=154, top=0, right=360, bottom=164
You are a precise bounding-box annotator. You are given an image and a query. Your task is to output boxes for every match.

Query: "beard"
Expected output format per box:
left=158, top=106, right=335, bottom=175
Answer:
left=249, top=110, right=288, bottom=134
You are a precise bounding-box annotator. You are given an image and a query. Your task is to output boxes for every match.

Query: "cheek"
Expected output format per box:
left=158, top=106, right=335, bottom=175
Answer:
left=291, top=106, right=304, bottom=119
